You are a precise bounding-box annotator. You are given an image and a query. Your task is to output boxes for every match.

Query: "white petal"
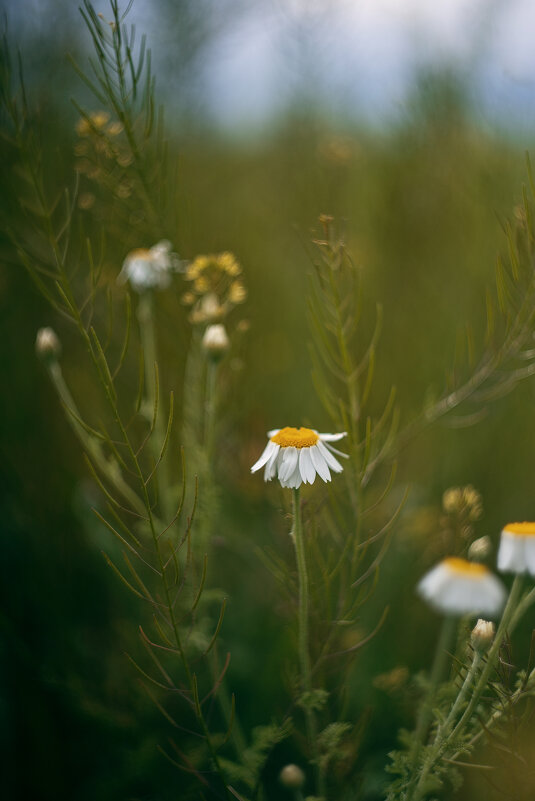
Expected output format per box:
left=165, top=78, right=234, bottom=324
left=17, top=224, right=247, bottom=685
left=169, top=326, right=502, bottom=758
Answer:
left=299, top=448, right=316, bottom=485
left=281, top=461, right=303, bottom=489
left=309, top=445, right=331, bottom=482
left=418, top=562, right=506, bottom=617
left=316, top=440, right=344, bottom=473
left=267, top=429, right=280, bottom=438
left=524, top=539, right=535, bottom=576
left=497, top=533, right=526, bottom=574
left=324, top=442, right=350, bottom=459
left=251, top=440, right=277, bottom=473
left=263, top=445, right=281, bottom=481
left=279, top=447, right=298, bottom=482
left=318, top=432, right=347, bottom=442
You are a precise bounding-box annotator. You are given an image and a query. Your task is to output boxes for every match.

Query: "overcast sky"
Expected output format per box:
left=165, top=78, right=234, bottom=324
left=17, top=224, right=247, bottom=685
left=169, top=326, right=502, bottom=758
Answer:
left=8, top=0, right=535, bottom=134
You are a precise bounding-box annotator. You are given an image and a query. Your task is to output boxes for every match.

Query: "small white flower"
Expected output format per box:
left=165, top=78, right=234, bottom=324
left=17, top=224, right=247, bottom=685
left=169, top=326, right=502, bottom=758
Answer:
left=202, top=324, right=230, bottom=356
left=35, top=327, right=61, bottom=359
left=118, top=240, right=180, bottom=292
left=497, top=522, right=535, bottom=575
left=417, top=557, right=506, bottom=617
left=251, top=426, right=347, bottom=489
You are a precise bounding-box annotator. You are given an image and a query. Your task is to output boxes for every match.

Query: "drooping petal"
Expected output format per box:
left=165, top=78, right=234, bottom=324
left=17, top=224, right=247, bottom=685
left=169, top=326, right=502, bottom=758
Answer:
left=316, top=440, right=344, bottom=473
left=309, top=445, right=331, bottom=482
left=299, top=447, right=316, bottom=485
left=279, top=447, right=299, bottom=482
left=318, top=432, right=347, bottom=442
left=251, top=440, right=277, bottom=473
left=264, top=445, right=281, bottom=481
left=324, top=442, right=350, bottom=459
left=281, top=460, right=303, bottom=489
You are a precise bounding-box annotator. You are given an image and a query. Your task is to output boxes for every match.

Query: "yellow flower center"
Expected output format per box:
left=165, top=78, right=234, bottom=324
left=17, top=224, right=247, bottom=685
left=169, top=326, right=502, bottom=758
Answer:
left=443, top=557, right=488, bottom=577
left=271, top=427, right=319, bottom=449
left=503, top=522, right=535, bottom=537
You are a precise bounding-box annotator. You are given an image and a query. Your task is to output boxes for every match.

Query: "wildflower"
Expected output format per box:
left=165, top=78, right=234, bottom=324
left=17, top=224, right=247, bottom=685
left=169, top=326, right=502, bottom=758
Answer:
left=471, top=618, right=495, bottom=652
left=497, top=522, right=535, bottom=575
left=279, top=764, right=305, bottom=789
left=251, top=427, right=347, bottom=489
left=202, top=324, right=229, bottom=357
left=417, top=557, right=506, bottom=616
left=35, top=327, right=61, bottom=360
left=118, top=240, right=180, bottom=292
left=182, top=252, right=245, bottom=320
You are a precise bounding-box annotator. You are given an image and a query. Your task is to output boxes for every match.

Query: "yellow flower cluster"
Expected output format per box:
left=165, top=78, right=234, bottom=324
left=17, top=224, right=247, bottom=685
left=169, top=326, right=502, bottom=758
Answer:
left=183, top=252, right=247, bottom=324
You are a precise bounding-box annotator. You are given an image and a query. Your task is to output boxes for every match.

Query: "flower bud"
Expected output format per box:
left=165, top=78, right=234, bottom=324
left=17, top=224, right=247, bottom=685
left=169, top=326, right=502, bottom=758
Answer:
left=202, top=324, right=229, bottom=358
left=471, top=618, right=495, bottom=652
left=35, top=327, right=61, bottom=360
left=467, top=535, right=491, bottom=562
left=279, top=764, right=305, bottom=790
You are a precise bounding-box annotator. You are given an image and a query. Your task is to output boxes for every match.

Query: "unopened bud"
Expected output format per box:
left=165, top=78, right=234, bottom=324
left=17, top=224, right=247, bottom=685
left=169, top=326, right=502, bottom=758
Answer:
left=471, top=618, right=495, bottom=652
left=467, top=536, right=491, bottom=562
left=202, top=324, right=229, bottom=358
left=279, top=764, right=305, bottom=789
left=35, top=327, right=61, bottom=360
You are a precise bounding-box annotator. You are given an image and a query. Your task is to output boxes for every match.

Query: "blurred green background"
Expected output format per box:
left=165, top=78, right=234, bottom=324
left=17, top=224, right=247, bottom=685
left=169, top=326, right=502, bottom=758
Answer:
left=2, top=1, right=535, bottom=799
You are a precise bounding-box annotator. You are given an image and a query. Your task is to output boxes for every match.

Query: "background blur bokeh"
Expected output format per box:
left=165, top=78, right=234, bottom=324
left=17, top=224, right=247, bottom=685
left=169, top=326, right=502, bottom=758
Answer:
left=2, top=1, right=535, bottom=799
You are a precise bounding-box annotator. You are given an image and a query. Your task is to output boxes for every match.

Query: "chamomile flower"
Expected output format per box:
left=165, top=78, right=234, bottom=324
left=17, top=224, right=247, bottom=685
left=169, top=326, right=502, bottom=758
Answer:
left=118, top=240, right=180, bottom=292
left=251, top=427, right=347, bottom=489
left=417, top=557, right=506, bottom=616
left=497, top=522, right=535, bottom=576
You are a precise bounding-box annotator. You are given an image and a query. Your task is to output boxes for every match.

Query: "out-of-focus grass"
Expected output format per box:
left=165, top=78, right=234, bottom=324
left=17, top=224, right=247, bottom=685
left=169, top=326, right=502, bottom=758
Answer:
left=1, top=75, right=534, bottom=799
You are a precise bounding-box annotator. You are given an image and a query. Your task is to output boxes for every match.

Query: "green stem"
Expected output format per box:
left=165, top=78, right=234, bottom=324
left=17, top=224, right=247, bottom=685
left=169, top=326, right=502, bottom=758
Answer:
left=414, top=615, right=457, bottom=750
left=137, top=292, right=173, bottom=520
left=450, top=575, right=524, bottom=740
left=412, top=650, right=481, bottom=801
left=291, top=488, right=325, bottom=798
left=48, top=361, right=146, bottom=517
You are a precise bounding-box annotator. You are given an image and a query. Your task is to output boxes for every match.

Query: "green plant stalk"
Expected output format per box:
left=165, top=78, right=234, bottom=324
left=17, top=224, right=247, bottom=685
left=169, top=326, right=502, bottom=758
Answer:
left=53, top=298, right=231, bottom=800
left=409, top=577, right=524, bottom=800
left=291, top=488, right=325, bottom=798
left=413, top=615, right=457, bottom=751
left=450, top=575, right=523, bottom=741
left=411, top=650, right=482, bottom=801
left=405, top=615, right=457, bottom=800
left=204, top=358, right=219, bottom=461
left=137, top=291, right=173, bottom=520
left=48, top=360, right=146, bottom=517
left=202, top=355, right=248, bottom=757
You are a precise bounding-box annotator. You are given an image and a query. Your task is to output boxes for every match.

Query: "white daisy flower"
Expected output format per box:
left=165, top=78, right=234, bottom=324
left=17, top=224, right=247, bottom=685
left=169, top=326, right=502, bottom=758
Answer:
left=118, top=240, right=181, bottom=292
left=250, top=426, right=347, bottom=489
left=417, top=557, right=506, bottom=617
left=497, top=522, right=535, bottom=575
